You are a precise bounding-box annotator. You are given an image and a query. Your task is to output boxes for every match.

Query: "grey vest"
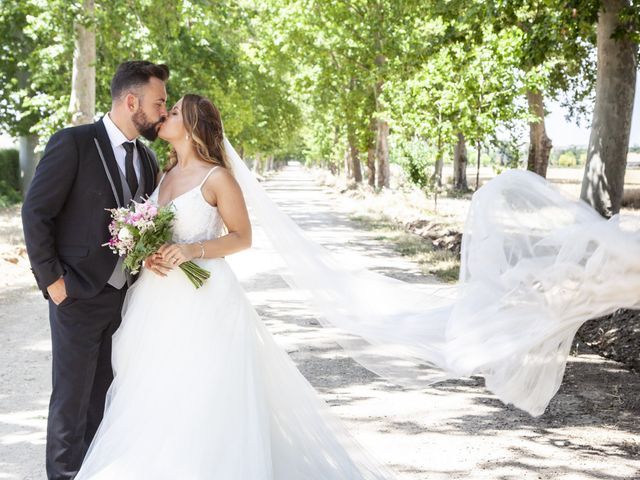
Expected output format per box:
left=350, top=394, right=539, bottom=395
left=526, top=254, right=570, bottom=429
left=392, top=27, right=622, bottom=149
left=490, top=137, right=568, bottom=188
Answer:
left=107, top=161, right=147, bottom=289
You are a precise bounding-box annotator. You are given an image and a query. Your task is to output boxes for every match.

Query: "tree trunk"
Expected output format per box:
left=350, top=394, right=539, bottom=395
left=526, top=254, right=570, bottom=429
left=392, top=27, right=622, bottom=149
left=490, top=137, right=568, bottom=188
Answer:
left=432, top=131, right=443, bottom=187
left=526, top=89, right=552, bottom=178
left=372, top=31, right=389, bottom=189
left=69, top=0, right=96, bottom=126
left=331, top=124, right=341, bottom=176
left=580, top=0, right=638, bottom=217
left=16, top=68, right=39, bottom=194
left=375, top=119, right=390, bottom=188
left=366, top=116, right=376, bottom=186
left=19, top=135, right=40, bottom=196
left=367, top=146, right=376, bottom=187
left=348, top=134, right=363, bottom=183
left=253, top=152, right=262, bottom=173
left=267, top=155, right=274, bottom=171
left=433, top=153, right=443, bottom=187
left=453, top=132, right=468, bottom=191
left=344, top=147, right=351, bottom=179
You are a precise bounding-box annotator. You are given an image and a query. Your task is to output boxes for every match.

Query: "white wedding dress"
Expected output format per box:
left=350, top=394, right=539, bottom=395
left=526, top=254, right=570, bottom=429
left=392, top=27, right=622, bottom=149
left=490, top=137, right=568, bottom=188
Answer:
left=75, top=168, right=395, bottom=479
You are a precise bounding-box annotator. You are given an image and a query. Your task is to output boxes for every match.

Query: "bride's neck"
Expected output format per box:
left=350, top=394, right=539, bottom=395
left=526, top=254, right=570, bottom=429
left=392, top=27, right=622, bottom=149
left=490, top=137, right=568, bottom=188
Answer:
left=172, top=141, right=199, bottom=169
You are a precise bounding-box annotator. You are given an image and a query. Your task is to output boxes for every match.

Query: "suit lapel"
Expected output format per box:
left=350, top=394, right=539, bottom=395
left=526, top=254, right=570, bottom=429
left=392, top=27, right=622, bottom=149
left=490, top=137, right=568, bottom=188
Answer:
left=94, top=118, right=125, bottom=206
left=136, top=140, right=156, bottom=197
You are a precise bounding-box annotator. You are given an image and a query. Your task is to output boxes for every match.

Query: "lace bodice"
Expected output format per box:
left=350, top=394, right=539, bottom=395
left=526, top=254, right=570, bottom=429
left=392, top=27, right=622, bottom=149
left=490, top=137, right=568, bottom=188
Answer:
left=149, top=167, right=225, bottom=244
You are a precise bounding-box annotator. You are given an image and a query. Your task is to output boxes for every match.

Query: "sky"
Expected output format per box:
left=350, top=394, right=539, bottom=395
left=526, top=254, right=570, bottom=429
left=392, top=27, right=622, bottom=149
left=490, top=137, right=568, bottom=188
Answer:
left=546, top=75, right=640, bottom=148
left=2, top=76, right=639, bottom=150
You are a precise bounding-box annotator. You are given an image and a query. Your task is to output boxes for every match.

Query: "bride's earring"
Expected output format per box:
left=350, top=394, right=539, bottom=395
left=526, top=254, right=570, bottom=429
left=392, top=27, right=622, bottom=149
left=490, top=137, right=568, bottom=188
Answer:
left=186, top=134, right=191, bottom=141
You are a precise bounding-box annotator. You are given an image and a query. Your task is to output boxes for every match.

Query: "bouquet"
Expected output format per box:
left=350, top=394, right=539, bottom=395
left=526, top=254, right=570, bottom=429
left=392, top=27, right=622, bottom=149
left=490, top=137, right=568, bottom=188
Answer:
left=103, top=199, right=211, bottom=288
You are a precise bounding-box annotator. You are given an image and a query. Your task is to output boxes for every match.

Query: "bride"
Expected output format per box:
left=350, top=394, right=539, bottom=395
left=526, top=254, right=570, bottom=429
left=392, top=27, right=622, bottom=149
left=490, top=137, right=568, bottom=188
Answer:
left=74, top=94, right=395, bottom=479
left=76, top=92, right=640, bottom=478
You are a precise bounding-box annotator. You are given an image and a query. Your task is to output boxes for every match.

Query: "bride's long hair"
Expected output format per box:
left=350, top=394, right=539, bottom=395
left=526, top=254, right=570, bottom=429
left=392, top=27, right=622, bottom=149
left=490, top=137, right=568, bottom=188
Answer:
left=165, top=94, right=230, bottom=172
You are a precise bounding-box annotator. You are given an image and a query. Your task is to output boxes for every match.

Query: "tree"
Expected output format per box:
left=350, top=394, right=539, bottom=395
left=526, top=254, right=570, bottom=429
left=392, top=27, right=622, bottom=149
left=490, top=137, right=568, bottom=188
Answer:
left=0, top=0, right=303, bottom=183
left=278, top=0, right=429, bottom=187
left=0, top=0, right=76, bottom=193
left=580, top=0, right=638, bottom=217
left=453, top=132, right=469, bottom=190
left=69, top=0, right=96, bottom=126
left=525, top=89, right=552, bottom=177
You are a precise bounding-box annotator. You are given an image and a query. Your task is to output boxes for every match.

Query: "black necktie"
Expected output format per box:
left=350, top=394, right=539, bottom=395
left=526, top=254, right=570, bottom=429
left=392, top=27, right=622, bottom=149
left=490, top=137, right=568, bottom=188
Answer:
left=122, top=141, right=138, bottom=197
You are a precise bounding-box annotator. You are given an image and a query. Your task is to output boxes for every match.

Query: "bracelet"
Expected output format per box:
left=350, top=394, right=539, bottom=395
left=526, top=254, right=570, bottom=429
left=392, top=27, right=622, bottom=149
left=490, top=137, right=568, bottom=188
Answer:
left=197, top=241, right=205, bottom=259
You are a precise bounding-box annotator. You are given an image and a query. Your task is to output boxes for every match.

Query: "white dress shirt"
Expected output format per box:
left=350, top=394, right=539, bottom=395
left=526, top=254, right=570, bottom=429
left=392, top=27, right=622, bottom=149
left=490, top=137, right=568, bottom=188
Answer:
left=102, top=113, right=141, bottom=181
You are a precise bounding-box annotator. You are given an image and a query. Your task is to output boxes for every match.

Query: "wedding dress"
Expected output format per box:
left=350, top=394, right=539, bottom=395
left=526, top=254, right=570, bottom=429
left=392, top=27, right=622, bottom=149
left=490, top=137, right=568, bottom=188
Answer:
left=75, top=167, right=391, bottom=480
left=74, top=168, right=395, bottom=479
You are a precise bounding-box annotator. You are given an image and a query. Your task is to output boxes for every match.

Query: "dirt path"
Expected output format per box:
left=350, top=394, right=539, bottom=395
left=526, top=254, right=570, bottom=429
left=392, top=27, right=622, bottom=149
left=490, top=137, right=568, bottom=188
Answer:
left=1, top=165, right=639, bottom=479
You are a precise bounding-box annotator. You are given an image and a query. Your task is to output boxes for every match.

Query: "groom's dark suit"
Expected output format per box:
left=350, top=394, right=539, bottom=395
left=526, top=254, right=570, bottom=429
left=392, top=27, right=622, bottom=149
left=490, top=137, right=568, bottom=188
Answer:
left=21, top=117, right=159, bottom=480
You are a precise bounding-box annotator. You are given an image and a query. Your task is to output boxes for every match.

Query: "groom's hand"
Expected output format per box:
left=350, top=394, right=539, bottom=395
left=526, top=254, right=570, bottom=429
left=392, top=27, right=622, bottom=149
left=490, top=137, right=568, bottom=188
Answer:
left=47, top=277, right=67, bottom=305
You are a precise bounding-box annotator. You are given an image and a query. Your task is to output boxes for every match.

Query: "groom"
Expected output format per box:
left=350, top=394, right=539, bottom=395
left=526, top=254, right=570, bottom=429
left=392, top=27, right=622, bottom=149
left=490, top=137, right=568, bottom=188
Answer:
left=22, top=61, right=169, bottom=479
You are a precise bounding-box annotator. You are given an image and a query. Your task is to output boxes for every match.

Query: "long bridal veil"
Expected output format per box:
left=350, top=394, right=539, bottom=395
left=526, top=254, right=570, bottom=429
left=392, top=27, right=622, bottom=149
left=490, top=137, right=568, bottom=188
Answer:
left=225, top=137, right=640, bottom=417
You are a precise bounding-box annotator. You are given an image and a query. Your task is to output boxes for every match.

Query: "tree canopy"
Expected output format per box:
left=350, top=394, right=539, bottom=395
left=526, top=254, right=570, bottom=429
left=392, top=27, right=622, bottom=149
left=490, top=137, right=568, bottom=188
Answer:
left=1, top=0, right=638, bottom=206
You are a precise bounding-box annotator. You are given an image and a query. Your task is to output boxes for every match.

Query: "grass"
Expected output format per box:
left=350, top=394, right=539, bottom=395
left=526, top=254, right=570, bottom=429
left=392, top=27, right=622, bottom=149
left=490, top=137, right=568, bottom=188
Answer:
left=350, top=213, right=461, bottom=283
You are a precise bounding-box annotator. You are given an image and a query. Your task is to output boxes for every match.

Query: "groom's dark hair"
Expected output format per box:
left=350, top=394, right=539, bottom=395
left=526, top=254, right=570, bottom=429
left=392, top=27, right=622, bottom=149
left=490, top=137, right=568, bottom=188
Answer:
left=110, top=61, right=170, bottom=101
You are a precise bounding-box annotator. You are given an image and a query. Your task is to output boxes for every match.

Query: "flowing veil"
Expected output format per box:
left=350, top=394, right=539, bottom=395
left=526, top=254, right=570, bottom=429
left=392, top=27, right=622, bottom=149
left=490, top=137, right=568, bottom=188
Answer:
left=224, top=137, right=640, bottom=417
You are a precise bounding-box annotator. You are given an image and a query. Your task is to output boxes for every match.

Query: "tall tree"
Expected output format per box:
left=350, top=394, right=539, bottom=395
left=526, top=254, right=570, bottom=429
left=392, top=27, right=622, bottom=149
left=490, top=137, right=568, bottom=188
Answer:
left=0, top=0, right=75, bottom=193
left=581, top=0, right=638, bottom=217
left=453, top=132, right=469, bottom=190
left=432, top=0, right=598, bottom=178
left=69, top=0, right=96, bottom=125
left=513, top=1, right=597, bottom=178
left=278, top=0, right=428, bottom=186
left=526, top=89, right=552, bottom=177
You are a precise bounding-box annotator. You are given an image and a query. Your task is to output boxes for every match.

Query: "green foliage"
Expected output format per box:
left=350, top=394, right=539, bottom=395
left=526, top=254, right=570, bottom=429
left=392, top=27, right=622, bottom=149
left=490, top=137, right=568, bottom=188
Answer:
left=391, top=136, right=434, bottom=189
left=0, top=0, right=302, bottom=162
left=0, top=148, right=19, bottom=189
left=0, top=0, right=623, bottom=190
left=0, top=0, right=74, bottom=139
left=550, top=146, right=588, bottom=167
left=492, top=126, right=527, bottom=170
left=0, top=148, right=20, bottom=206
left=558, top=151, right=577, bottom=167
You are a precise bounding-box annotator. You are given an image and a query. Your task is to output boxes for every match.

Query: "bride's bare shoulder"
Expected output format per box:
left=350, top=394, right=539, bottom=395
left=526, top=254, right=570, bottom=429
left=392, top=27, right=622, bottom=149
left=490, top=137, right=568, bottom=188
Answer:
left=201, top=165, right=242, bottom=206
left=206, top=165, right=238, bottom=186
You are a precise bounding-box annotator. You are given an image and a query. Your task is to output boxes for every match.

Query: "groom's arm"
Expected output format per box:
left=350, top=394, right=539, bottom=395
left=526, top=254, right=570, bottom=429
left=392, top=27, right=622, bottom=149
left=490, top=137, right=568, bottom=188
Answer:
left=21, top=129, right=79, bottom=297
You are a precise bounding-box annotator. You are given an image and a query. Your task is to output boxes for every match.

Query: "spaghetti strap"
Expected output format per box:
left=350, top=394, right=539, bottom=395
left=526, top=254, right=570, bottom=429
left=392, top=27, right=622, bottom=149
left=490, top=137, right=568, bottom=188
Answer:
left=198, top=166, right=219, bottom=188
left=157, top=172, right=168, bottom=187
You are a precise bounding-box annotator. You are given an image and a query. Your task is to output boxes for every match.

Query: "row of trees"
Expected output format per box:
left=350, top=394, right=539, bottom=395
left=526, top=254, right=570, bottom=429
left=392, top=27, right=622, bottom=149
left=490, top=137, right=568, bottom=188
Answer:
left=276, top=0, right=638, bottom=217
left=0, top=0, right=638, bottom=217
left=0, top=0, right=301, bottom=190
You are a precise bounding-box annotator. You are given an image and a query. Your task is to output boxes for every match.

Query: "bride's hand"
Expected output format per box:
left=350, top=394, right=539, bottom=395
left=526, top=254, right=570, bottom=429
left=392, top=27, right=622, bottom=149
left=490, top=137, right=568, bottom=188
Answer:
left=144, top=252, right=174, bottom=277
left=157, top=243, right=198, bottom=267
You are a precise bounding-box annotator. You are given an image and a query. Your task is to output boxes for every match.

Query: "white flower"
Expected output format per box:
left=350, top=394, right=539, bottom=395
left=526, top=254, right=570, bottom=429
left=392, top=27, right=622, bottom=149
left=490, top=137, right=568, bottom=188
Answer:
left=118, top=227, right=132, bottom=241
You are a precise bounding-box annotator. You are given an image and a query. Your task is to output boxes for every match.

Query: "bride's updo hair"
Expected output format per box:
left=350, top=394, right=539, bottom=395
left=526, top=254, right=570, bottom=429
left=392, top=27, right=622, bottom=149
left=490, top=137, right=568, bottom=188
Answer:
left=166, top=93, right=230, bottom=172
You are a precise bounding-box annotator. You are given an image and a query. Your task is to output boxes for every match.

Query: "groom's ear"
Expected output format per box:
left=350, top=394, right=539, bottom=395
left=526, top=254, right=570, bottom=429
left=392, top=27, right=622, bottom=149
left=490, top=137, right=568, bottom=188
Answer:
left=125, top=93, right=139, bottom=113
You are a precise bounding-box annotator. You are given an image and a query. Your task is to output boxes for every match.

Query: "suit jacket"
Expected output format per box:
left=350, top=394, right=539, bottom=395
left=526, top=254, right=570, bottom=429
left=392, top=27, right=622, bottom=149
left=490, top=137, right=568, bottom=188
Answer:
left=22, top=117, right=160, bottom=300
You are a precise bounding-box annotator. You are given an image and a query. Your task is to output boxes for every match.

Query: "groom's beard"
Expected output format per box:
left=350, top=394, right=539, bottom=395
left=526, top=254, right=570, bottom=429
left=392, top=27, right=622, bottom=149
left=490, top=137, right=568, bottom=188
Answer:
left=132, top=108, right=164, bottom=141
